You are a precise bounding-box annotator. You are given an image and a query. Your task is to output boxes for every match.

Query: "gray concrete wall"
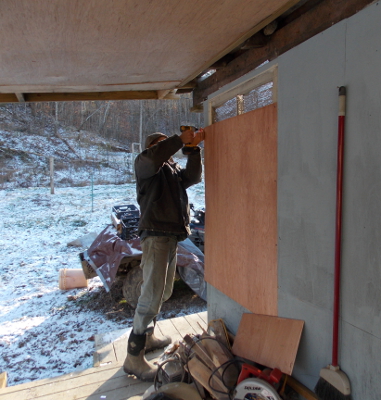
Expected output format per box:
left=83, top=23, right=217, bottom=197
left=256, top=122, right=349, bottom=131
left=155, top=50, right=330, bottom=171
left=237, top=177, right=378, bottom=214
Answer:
left=206, top=2, right=381, bottom=398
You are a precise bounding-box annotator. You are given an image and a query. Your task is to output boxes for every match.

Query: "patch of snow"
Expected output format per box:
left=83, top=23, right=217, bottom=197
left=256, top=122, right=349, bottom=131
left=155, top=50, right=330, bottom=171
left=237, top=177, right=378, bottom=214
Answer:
left=0, top=178, right=205, bottom=386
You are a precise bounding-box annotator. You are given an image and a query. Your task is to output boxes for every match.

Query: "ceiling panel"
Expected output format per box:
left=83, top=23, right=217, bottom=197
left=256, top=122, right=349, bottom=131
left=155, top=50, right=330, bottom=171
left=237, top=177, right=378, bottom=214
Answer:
left=0, top=0, right=298, bottom=95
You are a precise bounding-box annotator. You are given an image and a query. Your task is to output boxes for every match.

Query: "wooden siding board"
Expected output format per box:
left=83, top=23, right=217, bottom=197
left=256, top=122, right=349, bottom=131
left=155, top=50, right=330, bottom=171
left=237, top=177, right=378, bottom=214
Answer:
left=204, top=104, right=278, bottom=315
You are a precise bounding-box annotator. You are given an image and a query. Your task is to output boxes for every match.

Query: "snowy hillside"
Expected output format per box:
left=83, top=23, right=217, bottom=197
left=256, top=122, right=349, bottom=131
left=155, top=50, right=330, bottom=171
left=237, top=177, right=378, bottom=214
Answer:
left=0, top=181, right=205, bottom=387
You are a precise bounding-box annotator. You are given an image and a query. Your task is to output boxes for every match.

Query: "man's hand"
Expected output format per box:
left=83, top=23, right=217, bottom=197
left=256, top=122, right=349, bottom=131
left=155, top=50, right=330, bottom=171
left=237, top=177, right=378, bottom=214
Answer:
left=191, top=128, right=205, bottom=146
left=180, top=129, right=195, bottom=145
left=184, top=128, right=205, bottom=146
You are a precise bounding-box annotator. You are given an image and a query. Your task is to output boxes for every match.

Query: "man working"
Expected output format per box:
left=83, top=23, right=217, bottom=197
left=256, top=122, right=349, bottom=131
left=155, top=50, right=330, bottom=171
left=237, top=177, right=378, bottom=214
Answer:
left=123, top=127, right=205, bottom=381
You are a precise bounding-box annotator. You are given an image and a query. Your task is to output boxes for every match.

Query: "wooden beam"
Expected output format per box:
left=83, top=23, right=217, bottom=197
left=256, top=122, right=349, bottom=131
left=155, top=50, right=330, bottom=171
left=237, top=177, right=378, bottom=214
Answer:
left=193, top=0, right=375, bottom=104
left=0, top=94, right=18, bottom=103
left=0, top=91, right=158, bottom=103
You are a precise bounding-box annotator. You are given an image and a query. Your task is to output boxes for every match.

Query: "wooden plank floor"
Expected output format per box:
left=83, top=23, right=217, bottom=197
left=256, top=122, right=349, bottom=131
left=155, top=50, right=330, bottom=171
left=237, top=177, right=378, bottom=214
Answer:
left=0, top=312, right=207, bottom=400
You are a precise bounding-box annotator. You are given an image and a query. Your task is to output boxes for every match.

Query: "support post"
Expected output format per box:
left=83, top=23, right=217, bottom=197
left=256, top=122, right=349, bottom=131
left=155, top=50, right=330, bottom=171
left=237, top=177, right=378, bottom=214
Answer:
left=49, top=157, right=54, bottom=194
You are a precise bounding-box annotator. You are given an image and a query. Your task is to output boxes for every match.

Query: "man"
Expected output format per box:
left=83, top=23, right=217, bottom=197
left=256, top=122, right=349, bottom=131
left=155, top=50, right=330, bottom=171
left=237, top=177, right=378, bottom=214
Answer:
left=123, top=127, right=205, bottom=381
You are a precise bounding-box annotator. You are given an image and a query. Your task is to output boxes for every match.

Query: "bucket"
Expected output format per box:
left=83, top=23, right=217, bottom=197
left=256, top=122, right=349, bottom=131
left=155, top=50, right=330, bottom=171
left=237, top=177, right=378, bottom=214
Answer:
left=59, top=269, right=88, bottom=290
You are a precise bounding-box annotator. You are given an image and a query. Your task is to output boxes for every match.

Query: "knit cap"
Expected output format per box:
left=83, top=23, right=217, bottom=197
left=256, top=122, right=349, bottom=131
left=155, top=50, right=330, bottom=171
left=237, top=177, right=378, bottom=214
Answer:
left=145, top=132, right=168, bottom=149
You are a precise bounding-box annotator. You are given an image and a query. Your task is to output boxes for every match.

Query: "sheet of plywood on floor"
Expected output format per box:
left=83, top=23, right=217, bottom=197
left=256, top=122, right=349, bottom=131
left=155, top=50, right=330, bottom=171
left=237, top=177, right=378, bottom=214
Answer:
left=232, top=313, right=304, bottom=375
left=204, top=103, right=278, bottom=315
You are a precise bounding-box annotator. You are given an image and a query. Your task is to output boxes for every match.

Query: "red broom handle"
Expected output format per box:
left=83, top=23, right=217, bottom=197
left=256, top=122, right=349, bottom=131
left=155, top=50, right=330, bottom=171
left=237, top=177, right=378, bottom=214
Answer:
left=333, top=86, right=346, bottom=366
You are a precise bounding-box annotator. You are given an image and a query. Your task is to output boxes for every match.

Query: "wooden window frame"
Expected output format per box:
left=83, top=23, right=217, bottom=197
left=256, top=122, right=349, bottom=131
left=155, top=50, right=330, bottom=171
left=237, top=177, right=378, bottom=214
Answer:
left=207, top=65, right=278, bottom=124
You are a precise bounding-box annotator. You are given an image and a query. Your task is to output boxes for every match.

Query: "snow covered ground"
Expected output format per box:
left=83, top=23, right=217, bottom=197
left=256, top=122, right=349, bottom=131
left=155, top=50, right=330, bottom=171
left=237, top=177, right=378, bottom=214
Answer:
left=0, top=179, right=205, bottom=387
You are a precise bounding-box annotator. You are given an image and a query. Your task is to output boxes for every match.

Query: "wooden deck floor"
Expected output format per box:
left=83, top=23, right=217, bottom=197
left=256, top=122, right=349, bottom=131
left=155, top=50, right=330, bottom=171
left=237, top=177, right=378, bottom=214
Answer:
left=0, top=312, right=207, bottom=400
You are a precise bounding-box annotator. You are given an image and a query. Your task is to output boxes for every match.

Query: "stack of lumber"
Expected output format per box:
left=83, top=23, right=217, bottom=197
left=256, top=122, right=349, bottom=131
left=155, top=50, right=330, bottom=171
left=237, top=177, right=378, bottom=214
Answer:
left=179, top=320, right=238, bottom=400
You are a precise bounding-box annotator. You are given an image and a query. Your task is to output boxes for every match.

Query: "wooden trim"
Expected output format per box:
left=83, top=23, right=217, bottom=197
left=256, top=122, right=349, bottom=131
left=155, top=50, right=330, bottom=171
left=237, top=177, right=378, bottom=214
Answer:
left=194, top=0, right=375, bottom=104
left=0, top=91, right=159, bottom=103
left=179, top=0, right=300, bottom=88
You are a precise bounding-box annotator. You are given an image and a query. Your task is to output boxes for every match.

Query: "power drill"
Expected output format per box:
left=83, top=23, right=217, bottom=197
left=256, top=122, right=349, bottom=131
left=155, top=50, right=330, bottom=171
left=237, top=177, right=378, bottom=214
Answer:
left=180, top=125, right=198, bottom=155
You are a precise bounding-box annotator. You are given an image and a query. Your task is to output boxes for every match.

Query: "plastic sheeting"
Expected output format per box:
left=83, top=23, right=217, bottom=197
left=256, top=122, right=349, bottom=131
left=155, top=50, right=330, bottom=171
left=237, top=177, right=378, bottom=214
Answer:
left=81, top=225, right=206, bottom=300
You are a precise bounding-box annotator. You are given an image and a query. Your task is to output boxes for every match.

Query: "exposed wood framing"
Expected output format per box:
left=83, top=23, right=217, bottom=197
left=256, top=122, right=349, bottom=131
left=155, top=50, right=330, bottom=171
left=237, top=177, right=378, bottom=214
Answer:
left=193, top=0, right=375, bottom=105
left=15, top=93, right=25, bottom=102
left=0, top=91, right=159, bottom=103
left=178, top=0, right=301, bottom=88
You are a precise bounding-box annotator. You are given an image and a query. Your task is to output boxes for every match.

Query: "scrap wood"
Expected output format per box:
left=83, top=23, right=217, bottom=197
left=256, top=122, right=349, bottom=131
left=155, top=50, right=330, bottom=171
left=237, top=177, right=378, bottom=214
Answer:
left=200, top=333, right=233, bottom=364
left=208, top=319, right=231, bottom=350
left=187, top=356, right=229, bottom=400
left=183, top=334, right=221, bottom=378
left=200, top=334, right=238, bottom=387
left=232, top=313, right=304, bottom=375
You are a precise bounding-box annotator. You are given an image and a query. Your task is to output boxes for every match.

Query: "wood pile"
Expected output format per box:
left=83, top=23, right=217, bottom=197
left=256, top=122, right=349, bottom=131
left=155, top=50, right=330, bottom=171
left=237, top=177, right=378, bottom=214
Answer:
left=177, top=319, right=238, bottom=400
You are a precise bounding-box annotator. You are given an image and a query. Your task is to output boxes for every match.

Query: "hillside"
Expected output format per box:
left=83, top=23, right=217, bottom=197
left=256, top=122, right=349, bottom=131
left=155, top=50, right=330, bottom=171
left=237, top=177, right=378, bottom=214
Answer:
left=0, top=98, right=203, bottom=189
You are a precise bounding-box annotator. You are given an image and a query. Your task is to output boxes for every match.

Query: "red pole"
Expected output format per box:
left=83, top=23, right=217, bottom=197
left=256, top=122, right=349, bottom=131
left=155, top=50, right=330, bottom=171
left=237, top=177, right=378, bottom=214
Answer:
left=332, top=86, right=346, bottom=366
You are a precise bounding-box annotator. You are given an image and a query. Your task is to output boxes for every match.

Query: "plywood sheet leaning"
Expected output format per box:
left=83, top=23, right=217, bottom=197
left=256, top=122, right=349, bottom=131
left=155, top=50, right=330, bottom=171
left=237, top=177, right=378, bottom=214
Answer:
left=204, top=103, right=278, bottom=315
left=232, top=313, right=304, bottom=375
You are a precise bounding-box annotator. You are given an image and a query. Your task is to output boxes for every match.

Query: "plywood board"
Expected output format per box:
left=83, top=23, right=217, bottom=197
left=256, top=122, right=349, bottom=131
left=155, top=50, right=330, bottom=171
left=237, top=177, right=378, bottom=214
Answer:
left=232, top=313, right=304, bottom=375
left=204, top=103, right=278, bottom=315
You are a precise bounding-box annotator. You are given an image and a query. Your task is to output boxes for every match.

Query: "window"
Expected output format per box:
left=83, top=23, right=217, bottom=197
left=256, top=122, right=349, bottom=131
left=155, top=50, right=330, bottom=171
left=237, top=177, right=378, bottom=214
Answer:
left=208, top=65, right=277, bottom=124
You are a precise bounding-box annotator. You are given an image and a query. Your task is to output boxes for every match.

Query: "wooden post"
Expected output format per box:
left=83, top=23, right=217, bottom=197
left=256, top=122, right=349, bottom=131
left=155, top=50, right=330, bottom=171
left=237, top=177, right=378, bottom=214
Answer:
left=139, top=100, right=143, bottom=148
left=0, top=371, right=7, bottom=388
left=49, top=157, right=54, bottom=194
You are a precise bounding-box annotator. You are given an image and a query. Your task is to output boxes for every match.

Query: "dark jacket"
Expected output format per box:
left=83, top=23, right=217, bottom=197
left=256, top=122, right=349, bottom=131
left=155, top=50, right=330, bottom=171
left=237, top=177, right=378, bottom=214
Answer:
left=135, top=134, right=202, bottom=237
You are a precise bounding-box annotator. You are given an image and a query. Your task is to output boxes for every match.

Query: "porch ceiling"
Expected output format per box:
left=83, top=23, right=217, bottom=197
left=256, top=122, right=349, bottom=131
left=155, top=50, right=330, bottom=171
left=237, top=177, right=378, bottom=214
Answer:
left=0, top=0, right=299, bottom=102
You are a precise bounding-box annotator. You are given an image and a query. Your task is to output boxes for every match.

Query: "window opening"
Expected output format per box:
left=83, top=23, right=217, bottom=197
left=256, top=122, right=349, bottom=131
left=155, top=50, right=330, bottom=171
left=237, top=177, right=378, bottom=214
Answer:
left=209, top=65, right=277, bottom=124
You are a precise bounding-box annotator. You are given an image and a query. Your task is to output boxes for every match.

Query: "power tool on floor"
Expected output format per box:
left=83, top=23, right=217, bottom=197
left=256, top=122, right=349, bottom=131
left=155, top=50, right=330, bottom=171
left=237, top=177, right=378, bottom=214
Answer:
left=233, top=363, right=282, bottom=400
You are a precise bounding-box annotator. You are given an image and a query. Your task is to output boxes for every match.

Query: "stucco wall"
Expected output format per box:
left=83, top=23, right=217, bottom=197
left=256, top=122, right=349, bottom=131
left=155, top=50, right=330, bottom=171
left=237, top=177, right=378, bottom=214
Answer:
left=205, top=2, right=381, bottom=398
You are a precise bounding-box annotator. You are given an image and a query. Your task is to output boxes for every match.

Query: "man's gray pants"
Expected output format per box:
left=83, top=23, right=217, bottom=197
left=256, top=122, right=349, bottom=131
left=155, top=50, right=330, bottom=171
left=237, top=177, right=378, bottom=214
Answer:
left=133, top=236, right=178, bottom=335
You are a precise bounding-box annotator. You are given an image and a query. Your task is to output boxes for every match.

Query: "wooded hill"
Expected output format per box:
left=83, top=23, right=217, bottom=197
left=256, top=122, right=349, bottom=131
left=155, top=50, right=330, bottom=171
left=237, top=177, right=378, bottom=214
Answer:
left=0, top=95, right=203, bottom=150
left=0, top=96, right=203, bottom=189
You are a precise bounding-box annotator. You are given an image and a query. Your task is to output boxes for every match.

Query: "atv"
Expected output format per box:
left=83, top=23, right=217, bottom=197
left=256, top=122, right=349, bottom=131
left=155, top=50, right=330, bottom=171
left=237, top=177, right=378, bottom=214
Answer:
left=79, top=205, right=206, bottom=309
left=188, top=203, right=205, bottom=252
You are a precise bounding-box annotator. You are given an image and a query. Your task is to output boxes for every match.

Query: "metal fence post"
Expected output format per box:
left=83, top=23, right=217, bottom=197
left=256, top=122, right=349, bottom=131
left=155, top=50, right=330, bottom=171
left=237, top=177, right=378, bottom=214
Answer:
left=49, top=157, right=54, bottom=194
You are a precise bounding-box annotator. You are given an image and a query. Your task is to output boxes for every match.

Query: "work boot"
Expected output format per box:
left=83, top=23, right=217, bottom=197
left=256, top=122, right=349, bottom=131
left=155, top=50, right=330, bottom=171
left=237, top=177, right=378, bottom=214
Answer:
left=123, top=331, right=158, bottom=382
left=145, top=331, right=172, bottom=353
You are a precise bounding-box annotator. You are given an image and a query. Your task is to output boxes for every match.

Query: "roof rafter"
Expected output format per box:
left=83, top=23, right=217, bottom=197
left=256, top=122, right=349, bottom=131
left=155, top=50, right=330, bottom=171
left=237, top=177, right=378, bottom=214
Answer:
left=193, top=0, right=375, bottom=105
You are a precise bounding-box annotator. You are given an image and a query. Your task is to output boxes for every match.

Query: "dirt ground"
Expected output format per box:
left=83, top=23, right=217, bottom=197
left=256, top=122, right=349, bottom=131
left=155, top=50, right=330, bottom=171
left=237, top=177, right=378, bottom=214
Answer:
left=70, top=278, right=207, bottom=324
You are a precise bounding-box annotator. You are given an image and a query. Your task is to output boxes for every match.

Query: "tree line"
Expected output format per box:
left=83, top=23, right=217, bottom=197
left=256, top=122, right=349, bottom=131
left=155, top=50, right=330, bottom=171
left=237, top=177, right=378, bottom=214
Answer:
left=0, top=96, right=204, bottom=152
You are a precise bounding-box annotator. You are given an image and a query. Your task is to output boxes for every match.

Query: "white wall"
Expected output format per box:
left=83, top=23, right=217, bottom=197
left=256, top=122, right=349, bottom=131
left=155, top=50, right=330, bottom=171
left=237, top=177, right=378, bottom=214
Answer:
left=205, top=2, right=381, bottom=398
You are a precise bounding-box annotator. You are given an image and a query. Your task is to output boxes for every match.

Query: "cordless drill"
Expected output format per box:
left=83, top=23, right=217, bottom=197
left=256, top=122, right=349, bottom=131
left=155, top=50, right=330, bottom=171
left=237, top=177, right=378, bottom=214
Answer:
left=180, top=125, right=198, bottom=155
